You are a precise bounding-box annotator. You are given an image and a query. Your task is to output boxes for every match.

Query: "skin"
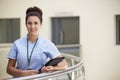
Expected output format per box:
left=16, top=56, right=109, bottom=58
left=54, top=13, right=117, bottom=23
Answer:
left=26, top=16, right=42, bottom=42
left=7, top=16, right=68, bottom=77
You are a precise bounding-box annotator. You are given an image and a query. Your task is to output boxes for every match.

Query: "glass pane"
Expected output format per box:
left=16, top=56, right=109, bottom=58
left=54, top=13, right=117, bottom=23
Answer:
left=0, top=18, right=20, bottom=43
left=51, top=17, right=79, bottom=45
left=61, top=17, right=79, bottom=44
left=116, top=15, right=120, bottom=44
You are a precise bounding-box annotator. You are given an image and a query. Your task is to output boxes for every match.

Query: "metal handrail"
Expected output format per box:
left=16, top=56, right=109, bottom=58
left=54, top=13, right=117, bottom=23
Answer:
left=8, top=53, right=85, bottom=80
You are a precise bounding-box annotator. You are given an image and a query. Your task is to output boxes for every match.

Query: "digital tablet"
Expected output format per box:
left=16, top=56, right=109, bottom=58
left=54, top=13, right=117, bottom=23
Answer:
left=38, top=57, right=65, bottom=73
left=45, top=57, right=65, bottom=66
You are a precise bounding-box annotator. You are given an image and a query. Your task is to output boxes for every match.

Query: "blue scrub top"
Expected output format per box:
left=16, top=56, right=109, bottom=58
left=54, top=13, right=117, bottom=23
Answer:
left=7, top=35, right=61, bottom=70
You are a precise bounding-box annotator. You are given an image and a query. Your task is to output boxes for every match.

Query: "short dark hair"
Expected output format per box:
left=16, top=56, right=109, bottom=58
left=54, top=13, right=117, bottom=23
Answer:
left=25, top=6, right=43, bottom=23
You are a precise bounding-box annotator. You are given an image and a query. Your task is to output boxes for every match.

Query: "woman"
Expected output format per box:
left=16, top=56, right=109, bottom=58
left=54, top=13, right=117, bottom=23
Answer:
left=7, top=6, right=68, bottom=77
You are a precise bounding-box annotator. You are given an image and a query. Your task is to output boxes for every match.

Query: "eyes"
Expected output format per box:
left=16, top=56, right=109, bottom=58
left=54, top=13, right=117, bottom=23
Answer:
left=27, top=21, right=39, bottom=25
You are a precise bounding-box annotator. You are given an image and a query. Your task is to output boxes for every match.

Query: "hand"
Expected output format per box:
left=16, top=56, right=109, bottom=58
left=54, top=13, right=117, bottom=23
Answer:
left=20, top=70, right=39, bottom=77
left=41, top=66, right=54, bottom=72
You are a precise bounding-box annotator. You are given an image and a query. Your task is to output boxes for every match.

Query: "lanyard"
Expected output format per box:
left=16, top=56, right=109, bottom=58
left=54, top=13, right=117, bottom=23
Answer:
left=27, top=38, right=38, bottom=68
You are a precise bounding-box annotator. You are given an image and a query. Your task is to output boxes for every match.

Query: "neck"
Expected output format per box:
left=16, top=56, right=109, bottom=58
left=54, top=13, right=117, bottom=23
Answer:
left=28, top=34, right=38, bottom=43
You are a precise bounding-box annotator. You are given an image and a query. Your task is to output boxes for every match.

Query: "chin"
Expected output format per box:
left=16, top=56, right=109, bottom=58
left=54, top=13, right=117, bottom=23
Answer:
left=29, top=33, right=38, bottom=36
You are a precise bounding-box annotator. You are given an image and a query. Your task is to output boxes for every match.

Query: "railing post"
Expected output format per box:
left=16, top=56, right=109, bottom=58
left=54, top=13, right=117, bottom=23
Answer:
left=71, top=59, right=75, bottom=80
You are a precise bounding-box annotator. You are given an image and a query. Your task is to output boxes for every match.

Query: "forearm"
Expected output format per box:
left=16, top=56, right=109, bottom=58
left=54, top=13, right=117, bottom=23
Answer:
left=7, top=59, right=38, bottom=77
left=7, top=67, right=39, bottom=77
left=7, top=66, right=22, bottom=77
left=53, top=59, right=68, bottom=71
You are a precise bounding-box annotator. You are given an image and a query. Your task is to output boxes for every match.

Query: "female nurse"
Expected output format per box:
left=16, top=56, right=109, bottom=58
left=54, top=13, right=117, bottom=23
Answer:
left=7, top=6, right=68, bottom=77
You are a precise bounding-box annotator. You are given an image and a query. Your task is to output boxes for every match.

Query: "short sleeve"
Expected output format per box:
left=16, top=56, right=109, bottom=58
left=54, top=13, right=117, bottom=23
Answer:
left=46, top=42, right=61, bottom=59
left=7, top=43, right=18, bottom=59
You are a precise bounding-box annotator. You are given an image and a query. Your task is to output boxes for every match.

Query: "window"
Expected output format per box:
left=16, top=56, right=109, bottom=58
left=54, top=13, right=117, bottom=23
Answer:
left=51, top=16, right=80, bottom=57
left=116, top=15, right=120, bottom=44
left=51, top=16, right=79, bottom=45
left=0, top=18, right=20, bottom=43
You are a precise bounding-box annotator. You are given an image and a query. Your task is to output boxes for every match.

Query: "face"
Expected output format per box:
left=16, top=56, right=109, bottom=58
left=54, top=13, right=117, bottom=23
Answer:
left=26, top=16, right=42, bottom=36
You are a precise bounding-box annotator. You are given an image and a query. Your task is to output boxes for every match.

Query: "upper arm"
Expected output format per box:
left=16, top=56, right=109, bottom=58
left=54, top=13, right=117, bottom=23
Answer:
left=7, top=59, right=16, bottom=69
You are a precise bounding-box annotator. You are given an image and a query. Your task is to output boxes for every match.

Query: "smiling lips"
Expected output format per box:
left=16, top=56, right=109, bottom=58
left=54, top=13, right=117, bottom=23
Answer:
left=30, top=29, right=36, bottom=32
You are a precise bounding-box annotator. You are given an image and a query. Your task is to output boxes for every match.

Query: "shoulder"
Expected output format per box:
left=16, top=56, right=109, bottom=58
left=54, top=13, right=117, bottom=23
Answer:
left=38, top=36, right=53, bottom=45
left=38, top=36, right=56, bottom=49
left=14, top=36, right=27, bottom=45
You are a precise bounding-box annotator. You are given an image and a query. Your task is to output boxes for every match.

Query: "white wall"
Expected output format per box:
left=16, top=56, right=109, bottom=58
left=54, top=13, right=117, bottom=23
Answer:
left=0, top=0, right=120, bottom=80
left=0, top=47, right=12, bottom=79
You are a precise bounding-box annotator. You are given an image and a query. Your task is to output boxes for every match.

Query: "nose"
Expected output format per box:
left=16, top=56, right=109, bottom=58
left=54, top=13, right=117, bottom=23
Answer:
left=31, top=24, right=35, bottom=28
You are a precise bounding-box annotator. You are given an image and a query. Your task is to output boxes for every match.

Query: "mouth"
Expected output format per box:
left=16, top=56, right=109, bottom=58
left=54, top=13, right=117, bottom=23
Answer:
left=30, top=29, right=35, bottom=32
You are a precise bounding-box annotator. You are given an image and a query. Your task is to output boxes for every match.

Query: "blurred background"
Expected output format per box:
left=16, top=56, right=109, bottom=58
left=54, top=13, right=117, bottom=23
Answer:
left=0, top=0, right=120, bottom=80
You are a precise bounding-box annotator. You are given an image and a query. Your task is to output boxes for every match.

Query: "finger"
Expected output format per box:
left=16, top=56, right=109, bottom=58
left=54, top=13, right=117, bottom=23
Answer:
left=41, top=67, right=47, bottom=72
